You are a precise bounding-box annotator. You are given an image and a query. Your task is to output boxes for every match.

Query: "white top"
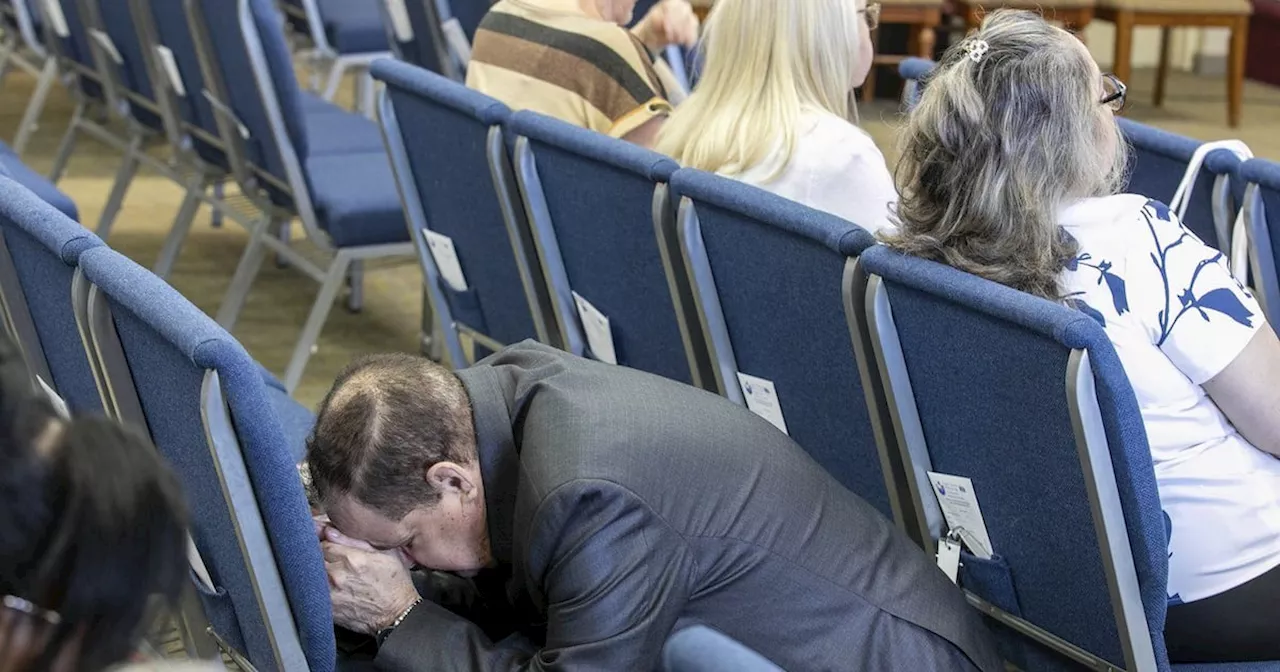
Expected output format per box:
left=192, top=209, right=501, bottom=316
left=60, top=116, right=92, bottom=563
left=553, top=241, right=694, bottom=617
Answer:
left=1059, top=194, right=1280, bottom=604
left=732, top=110, right=897, bottom=234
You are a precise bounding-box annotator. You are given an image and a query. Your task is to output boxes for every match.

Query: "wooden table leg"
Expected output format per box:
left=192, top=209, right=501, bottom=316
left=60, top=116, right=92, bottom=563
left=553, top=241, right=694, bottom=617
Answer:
left=1228, top=15, right=1248, bottom=127
left=1112, top=10, right=1134, bottom=87
left=862, top=27, right=882, bottom=104
left=1154, top=26, right=1171, bottom=107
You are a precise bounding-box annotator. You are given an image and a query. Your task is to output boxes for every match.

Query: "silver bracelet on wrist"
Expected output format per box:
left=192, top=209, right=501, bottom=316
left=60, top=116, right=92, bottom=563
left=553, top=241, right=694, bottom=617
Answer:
left=376, top=597, right=422, bottom=647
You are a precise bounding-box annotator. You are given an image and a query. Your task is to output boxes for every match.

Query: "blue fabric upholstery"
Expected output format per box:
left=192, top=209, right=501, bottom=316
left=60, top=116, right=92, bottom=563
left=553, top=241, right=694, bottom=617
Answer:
left=663, top=626, right=783, bottom=672
left=48, top=0, right=105, bottom=99
left=899, top=57, right=936, bottom=82
left=1120, top=118, right=1240, bottom=251
left=373, top=59, right=539, bottom=347
left=305, top=152, right=407, bottom=247
left=1240, top=158, right=1280, bottom=328
left=667, top=168, right=890, bottom=516
left=0, top=177, right=102, bottom=413
left=77, top=246, right=334, bottom=672
left=0, top=143, right=79, bottom=220
left=93, top=0, right=163, bottom=130
left=859, top=245, right=1170, bottom=671
left=303, top=103, right=386, bottom=155
left=510, top=110, right=691, bottom=382
left=317, top=0, right=387, bottom=53
left=141, top=0, right=228, bottom=169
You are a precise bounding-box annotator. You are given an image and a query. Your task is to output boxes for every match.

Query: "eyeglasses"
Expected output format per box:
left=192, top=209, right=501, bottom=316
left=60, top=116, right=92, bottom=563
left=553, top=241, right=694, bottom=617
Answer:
left=860, top=2, right=881, bottom=30
left=1101, top=73, right=1126, bottom=112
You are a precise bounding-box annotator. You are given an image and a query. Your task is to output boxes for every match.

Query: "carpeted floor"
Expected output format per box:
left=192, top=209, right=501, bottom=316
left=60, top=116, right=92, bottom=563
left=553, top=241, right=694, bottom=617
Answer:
left=2, top=63, right=1278, bottom=409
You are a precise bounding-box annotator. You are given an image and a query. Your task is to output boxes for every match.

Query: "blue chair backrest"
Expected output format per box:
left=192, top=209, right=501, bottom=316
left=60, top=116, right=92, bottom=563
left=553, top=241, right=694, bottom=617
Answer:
left=1119, top=118, right=1241, bottom=252
left=663, top=626, right=783, bottom=672
left=0, top=176, right=103, bottom=413
left=77, top=246, right=334, bottom=672
left=668, top=168, right=904, bottom=523
left=45, top=0, right=106, bottom=99
left=189, top=0, right=310, bottom=192
left=510, top=110, right=703, bottom=385
left=137, top=0, right=227, bottom=168
left=379, top=0, right=452, bottom=76
left=375, top=60, right=547, bottom=362
left=448, top=0, right=487, bottom=40
left=1241, top=158, right=1280, bottom=326
left=84, top=0, right=164, bottom=128
left=855, top=245, right=1169, bottom=671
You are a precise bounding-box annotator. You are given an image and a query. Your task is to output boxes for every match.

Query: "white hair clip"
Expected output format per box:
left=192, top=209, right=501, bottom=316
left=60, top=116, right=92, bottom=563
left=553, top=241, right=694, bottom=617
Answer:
left=963, top=39, right=990, bottom=63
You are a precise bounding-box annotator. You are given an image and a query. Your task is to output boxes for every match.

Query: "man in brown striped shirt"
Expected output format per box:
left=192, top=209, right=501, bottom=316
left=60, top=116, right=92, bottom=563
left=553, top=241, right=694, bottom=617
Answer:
left=466, top=0, right=698, bottom=147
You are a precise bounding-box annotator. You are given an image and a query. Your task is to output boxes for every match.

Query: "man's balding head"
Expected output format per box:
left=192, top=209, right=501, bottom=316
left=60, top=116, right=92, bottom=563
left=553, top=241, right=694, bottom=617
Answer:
left=306, top=353, right=476, bottom=520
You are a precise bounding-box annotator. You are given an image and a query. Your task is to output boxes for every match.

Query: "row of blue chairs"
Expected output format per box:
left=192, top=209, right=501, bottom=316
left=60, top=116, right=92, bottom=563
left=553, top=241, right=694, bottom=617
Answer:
left=1, top=0, right=418, bottom=392
left=372, top=59, right=1280, bottom=670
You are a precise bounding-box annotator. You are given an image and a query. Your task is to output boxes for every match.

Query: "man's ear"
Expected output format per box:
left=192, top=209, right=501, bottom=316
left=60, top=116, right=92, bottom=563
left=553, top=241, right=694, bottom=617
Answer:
left=425, top=462, right=476, bottom=497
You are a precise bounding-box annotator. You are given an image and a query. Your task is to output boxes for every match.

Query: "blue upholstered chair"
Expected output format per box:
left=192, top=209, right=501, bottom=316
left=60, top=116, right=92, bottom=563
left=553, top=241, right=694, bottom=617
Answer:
left=0, top=140, right=78, bottom=218
left=374, top=60, right=554, bottom=367
left=898, top=56, right=935, bottom=109
left=76, top=245, right=327, bottom=671
left=668, top=168, right=915, bottom=533
left=510, top=110, right=710, bottom=386
left=662, top=626, right=783, bottom=672
left=186, top=0, right=413, bottom=392
left=0, top=175, right=101, bottom=412
left=376, top=0, right=469, bottom=80
left=850, top=245, right=1277, bottom=672
left=0, top=0, right=58, bottom=156
left=1120, top=118, right=1243, bottom=253
left=1241, top=158, right=1280, bottom=327
left=280, top=0, right=391, bottom=112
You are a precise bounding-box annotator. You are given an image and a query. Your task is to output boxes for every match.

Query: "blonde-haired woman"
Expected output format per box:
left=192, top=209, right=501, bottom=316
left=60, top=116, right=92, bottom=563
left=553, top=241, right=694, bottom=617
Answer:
left=889, top=9, right=1280, bottom=663
left=655, top=0, right=895, bottom=232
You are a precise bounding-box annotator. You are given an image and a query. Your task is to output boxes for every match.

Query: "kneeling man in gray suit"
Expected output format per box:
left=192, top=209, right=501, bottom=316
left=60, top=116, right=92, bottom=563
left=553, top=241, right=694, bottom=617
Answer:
left=306, top=341, right=999, bottom=671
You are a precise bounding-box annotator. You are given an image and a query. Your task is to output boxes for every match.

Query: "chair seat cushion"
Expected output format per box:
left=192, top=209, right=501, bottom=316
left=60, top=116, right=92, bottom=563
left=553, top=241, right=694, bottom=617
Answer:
left=1099, top=0, right=1251, bottom=14
left=306, top=152, right=408, bottom=248
left=318, top=0, right=388, bottom=54
left=0, top=143, right=79, bottom=221
left=304, top=104, right=386, bottom=156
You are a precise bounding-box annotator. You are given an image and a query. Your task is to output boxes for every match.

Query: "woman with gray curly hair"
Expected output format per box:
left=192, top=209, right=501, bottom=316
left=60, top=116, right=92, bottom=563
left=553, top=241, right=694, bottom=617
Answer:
left=887, top=9, right=1280, bottom=663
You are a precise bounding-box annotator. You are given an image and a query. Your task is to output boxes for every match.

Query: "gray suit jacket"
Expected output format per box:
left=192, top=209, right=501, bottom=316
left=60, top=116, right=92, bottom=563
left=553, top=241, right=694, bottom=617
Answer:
left=378, top=342, right=1001, bottom=671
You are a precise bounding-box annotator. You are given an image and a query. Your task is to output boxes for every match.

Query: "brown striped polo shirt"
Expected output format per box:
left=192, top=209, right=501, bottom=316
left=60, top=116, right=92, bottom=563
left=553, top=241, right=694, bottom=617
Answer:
left=466, top=0, right=678, bottom=139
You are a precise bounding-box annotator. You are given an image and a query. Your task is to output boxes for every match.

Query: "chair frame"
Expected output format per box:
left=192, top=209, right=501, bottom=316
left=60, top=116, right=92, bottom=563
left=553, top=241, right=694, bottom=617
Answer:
left=0, top=0, right=58, bottom=155
left=0, top=226, right=55, bottom=388
left=849, top=258, right=1159, bottom=672
left=1095, top=6, right=1250, bottom=128
left=279, top=0, right=390, bottom=115
left=512, top=134, right=708, bottom=387
left=377, top=87, right=555, bottom=369
left=1244, top=179, right=1279, bottom=324
left=75, top=268, right=311, bottom=671
left=187, top=0, right=412, bottom=393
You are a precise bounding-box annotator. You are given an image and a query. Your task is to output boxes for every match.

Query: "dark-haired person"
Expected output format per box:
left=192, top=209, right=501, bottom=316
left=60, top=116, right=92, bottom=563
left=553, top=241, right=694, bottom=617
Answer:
left=0, top=330, right=196, bottom=672
left=886, top=9, right=1280, bottom=663
left=305, top=340, right=1000, bottom=671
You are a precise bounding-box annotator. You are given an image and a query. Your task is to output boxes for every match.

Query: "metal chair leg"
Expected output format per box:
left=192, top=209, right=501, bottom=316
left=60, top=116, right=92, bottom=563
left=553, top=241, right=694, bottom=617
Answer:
left=13, top=59, right=58, bottom=157
left=321, top=59, right=344, bottom=101
left=346, top=259, right=363, bottom=313
left=48, top=104, right=84, bottom=183
left=0, top=35, right=16, bottom=89
left=210, top=180, right=224, bottom=228
left=274, top=218, right=291, bottom=268
left=214, top=217, right=271, bottom=331
left=283, top=253, right=352, bottom=393
left=96, top=136, right=143, bottom=239
left=153, top=185, right=204, bottom=279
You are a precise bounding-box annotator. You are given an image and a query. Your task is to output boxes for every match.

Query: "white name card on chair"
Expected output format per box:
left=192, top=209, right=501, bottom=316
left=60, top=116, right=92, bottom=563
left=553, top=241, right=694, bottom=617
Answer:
left=43, top=0, right=69, bottom=38
left=424, top=229, right=468, bottom=292
left=736, top=373, right=788, bottom=436
left=155, top=45, right=187, bottom=97
left=572, top=291, right=617, bottom=365
left=385, top=0, right=414, bottom=41
left=88, top=29, right=124, bottom=64
left=926, top=472, right=995, bottom=559
left=36, top=376, right=70, bottom=420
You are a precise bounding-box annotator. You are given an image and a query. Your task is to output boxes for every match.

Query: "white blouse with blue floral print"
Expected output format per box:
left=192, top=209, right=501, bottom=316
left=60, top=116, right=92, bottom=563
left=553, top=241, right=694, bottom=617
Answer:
left=1060, top=194, right=1280, bottom=605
